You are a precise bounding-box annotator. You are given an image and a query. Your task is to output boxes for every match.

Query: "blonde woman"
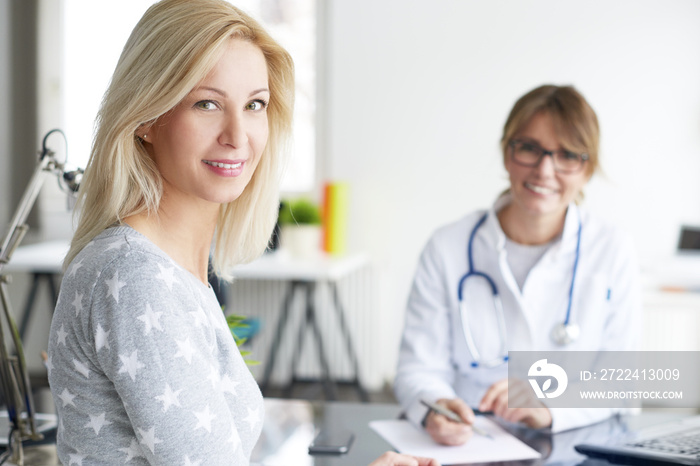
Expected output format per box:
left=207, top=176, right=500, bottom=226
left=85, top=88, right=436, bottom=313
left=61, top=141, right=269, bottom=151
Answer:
left=48, top=1, right=437, bottom=465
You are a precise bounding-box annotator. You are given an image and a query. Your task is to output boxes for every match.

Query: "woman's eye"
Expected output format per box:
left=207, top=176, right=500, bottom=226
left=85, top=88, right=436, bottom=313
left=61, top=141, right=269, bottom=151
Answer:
left=562, top=151, right=580, bottom=161
left=246, top=99, right=268, bottom=111
left=195, top=100, right=218, bottom=110
left=521, top=143, right=538, bottom=153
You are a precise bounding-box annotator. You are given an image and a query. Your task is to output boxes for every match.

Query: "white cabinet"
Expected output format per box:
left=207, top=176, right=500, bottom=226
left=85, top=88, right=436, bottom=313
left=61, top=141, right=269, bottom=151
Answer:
left=643, top=290, right=700, bottom=351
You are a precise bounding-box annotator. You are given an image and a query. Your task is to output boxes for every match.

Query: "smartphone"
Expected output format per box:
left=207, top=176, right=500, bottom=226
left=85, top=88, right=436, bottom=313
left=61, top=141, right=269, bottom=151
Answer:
left=308, top=428, right=355, bottom=455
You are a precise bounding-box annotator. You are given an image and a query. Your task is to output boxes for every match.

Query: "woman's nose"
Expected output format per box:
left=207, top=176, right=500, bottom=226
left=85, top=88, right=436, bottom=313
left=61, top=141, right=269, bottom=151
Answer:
left=219, top=113, right=248, bottom=148
left=533, top=153, right=557, bottom=176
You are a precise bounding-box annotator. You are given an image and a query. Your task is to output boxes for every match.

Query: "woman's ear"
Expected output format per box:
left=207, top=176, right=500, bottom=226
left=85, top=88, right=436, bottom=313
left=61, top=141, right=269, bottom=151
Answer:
left=135, top=123, right=153, bottom=142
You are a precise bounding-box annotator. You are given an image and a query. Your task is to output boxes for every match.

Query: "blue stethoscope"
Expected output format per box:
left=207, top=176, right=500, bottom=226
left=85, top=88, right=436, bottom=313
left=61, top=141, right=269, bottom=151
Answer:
left=458, top=212, right=582, bottom=368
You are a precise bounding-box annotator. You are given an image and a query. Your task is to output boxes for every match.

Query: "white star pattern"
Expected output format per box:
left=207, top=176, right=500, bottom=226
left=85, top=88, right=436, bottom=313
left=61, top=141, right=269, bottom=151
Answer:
left=209, top=311, right=229, bottom=333
left=193, top=405, right=215, bottom=433
left=220, top=374, right=240, bottom=396
left=183, top=456, right=202, bottom=466
left=118, top=438, right=145, bottom=462
left=137, top=426, right=162, bottom=455
left=68, top=258, right=84, bottom=278
left=105, top=271, right=126, bottom=303
left=243, top=406, right=261, bottom=430
left=68, top=453, right=85, bottom=466
left=58, top=388, right=77, bottom=408
left=137, top=303, right=164, bottom=335
left=228, top=428, right=241, bottom=452
left=95, top=324, right=110, bottom=352
left=188, top=306, right=207, bottom=328
left=85, top=412, right=112, bottom=435
left=73, top=359, right=90, bottom=378
left=118, top=351, right=145, bottom=381
left=56, top=325, right=68, bottom=346
left=72, top=291, right=84, bottom=316
left=174, top=338, right=195, bottom=364
left=45, top=355, right=53, bottom=375
left=155, top=263, right=177, bottom=291
left=207, top=363, right=220, bottom=389
left=155, top=384, right=182, bottom=413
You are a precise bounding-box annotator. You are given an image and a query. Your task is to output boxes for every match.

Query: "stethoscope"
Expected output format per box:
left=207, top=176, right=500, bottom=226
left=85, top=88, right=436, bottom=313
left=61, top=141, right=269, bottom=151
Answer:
left=458, top=212, right=582, bottom=368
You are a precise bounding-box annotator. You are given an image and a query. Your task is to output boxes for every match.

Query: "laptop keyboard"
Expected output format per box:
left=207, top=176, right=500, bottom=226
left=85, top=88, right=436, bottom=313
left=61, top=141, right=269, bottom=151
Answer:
left=628, top=427, right=700, bottom=456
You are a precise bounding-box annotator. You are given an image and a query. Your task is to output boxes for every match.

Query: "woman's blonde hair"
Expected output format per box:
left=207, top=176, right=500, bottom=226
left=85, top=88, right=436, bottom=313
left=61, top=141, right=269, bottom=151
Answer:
left=500, top=84, right=600, bottom=178
left=65, top=0, right=294, bottom=276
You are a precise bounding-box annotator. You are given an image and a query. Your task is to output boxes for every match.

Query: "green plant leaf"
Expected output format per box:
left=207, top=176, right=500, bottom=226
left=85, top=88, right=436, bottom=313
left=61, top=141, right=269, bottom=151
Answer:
left=278, top=198, right=321, bottom=225
left=223, top=306, right=258, bottom=367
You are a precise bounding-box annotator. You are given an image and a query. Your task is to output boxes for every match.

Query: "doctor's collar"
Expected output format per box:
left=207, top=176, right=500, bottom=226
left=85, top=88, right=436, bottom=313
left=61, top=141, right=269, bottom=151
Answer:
left=487, top=194, right=581, bottom=258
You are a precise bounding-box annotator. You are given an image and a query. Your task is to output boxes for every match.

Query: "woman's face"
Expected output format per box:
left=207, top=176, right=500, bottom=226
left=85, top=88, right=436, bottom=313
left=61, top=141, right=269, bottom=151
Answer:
left=504, top=111, right=590, bottom=220
left=143, top=38, right=269, bottom=209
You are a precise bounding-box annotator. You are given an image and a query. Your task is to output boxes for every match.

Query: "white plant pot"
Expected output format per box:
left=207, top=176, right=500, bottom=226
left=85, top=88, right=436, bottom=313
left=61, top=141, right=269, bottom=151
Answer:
left=280, top=225, right=321, bottom=260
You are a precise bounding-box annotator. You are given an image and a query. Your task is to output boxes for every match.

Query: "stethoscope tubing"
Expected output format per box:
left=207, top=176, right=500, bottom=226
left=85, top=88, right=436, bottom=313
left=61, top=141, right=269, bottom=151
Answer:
left=564, top=219, right=583, bottom=326
left=458, top=210, right=582, bottom=367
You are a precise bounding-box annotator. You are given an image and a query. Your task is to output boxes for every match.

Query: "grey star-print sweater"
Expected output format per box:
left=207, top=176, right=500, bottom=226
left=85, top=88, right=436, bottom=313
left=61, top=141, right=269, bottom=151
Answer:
left=48, top=226, right=263, bottom=465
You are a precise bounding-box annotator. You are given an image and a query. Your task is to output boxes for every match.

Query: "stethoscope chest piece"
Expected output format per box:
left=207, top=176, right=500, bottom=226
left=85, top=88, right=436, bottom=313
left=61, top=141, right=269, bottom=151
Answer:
left=550, top=322, right=580, bottom=346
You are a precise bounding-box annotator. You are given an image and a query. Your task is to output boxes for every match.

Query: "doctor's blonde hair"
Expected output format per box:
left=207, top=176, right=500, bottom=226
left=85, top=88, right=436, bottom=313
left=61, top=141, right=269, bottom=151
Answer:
left=500, top=84, right=600, bottom=179
left=65, top=0, right=295, bottom=276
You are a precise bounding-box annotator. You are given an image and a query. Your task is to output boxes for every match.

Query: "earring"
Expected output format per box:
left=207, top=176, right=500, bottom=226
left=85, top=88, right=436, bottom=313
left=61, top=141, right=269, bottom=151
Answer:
left=143, top=134, right=148, bottom=139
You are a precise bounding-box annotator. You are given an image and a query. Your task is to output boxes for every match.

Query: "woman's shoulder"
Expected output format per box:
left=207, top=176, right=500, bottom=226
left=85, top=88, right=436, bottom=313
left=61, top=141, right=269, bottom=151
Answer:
left=65, top=226, right=179, bottom=288
left=429, top=210, right=489, bottom=243
left=418, top=210, right=491, bottom=262
left=579, top=208, right=631, bottom=245
left=578, top=208, right=637, bottom=264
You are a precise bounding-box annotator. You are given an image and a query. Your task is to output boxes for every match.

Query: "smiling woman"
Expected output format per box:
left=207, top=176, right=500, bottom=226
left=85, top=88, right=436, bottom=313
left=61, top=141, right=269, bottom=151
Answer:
left=394, top=84, right=642, bottom=444
left=48, top=1, right=295, bottom=464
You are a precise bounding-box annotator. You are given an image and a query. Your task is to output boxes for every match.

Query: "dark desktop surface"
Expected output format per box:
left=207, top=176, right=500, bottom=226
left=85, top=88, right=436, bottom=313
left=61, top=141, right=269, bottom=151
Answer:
left=254, top=400, right=689, bottom=466
left=0, top=398, right=690, bottom=466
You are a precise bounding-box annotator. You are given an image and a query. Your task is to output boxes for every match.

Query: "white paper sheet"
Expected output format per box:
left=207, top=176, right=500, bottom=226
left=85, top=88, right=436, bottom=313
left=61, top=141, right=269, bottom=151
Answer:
left=369, top=418, right=541, bottom=465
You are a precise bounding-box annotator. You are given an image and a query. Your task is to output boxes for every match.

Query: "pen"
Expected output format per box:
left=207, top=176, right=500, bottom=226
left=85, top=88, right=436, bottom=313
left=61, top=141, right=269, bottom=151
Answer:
left=471, top=408, right=495, bottom=416
left=420, top=399, right=494, bottom=439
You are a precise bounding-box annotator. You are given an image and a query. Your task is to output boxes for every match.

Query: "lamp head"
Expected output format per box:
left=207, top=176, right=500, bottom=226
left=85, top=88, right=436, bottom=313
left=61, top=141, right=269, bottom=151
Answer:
left=62, top=168, right=83, bottom=193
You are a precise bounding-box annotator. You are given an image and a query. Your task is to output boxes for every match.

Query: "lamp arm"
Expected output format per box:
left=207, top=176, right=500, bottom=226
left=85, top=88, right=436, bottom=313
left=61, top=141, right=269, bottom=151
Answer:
left=0, top=140, right=73, bottom=461
left=0, top=153, right=56, bottom=275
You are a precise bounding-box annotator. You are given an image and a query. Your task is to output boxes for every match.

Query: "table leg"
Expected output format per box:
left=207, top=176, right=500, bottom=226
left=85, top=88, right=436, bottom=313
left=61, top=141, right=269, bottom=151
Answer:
left=286, top=282, right=309, bottom=398
left=18, top=273, right=60, bottom=343
left=304, top=283, right=338, bottom=400
left=260, top=281, right=297, bottom=395
left=331, top=282, right=370, bottom=402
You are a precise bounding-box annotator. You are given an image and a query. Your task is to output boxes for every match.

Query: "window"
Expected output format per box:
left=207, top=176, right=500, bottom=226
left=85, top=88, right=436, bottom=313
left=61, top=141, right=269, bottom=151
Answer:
left=62, top=0, right=316, bottom=193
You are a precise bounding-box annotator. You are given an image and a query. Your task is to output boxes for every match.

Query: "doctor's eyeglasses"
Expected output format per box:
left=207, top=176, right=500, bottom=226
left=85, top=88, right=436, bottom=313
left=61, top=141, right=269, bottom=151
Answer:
left=508, top=139, right=589, bottom=174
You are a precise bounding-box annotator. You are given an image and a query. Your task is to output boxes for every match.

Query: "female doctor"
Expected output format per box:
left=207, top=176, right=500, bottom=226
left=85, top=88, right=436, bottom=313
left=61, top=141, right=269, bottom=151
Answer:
left=394, top=84, right=641, bottom=445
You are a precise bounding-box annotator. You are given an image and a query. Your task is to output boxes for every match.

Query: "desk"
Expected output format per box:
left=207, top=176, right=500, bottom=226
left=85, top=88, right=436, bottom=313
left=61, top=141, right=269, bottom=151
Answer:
left=0, top=399, right=689, bottom=466
left=232, top=251, right=371, bottom=402
left=254, top=400, right=688, bottom=466
left=2, top=241, right=68, bottom=342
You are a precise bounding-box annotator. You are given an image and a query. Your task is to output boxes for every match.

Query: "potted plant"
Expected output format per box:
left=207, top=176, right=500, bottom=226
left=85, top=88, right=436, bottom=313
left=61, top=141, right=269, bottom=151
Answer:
left=277, top=198, right=322, bottom=259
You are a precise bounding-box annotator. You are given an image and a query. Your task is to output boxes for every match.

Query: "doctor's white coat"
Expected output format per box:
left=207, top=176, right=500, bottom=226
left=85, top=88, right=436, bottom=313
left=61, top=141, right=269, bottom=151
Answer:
left=394, top=196, right=641, bottom=433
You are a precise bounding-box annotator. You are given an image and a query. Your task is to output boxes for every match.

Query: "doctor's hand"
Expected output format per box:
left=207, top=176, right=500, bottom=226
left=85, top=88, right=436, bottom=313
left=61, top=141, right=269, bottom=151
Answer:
left=480, top=378, right=552, bottom=429
left=368, top=451, right=440, bottom=466
left=424, top=398, right=474, bottom=446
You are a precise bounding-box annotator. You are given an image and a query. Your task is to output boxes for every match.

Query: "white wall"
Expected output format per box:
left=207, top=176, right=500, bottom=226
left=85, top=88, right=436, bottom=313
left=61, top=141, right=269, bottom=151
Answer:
left=325, top=0, right=700, bottom=384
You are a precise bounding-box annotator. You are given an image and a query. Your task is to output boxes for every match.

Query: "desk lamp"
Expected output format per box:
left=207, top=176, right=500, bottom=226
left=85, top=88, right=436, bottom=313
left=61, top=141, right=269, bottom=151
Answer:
left=0, top=129, right=82, bottom=465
